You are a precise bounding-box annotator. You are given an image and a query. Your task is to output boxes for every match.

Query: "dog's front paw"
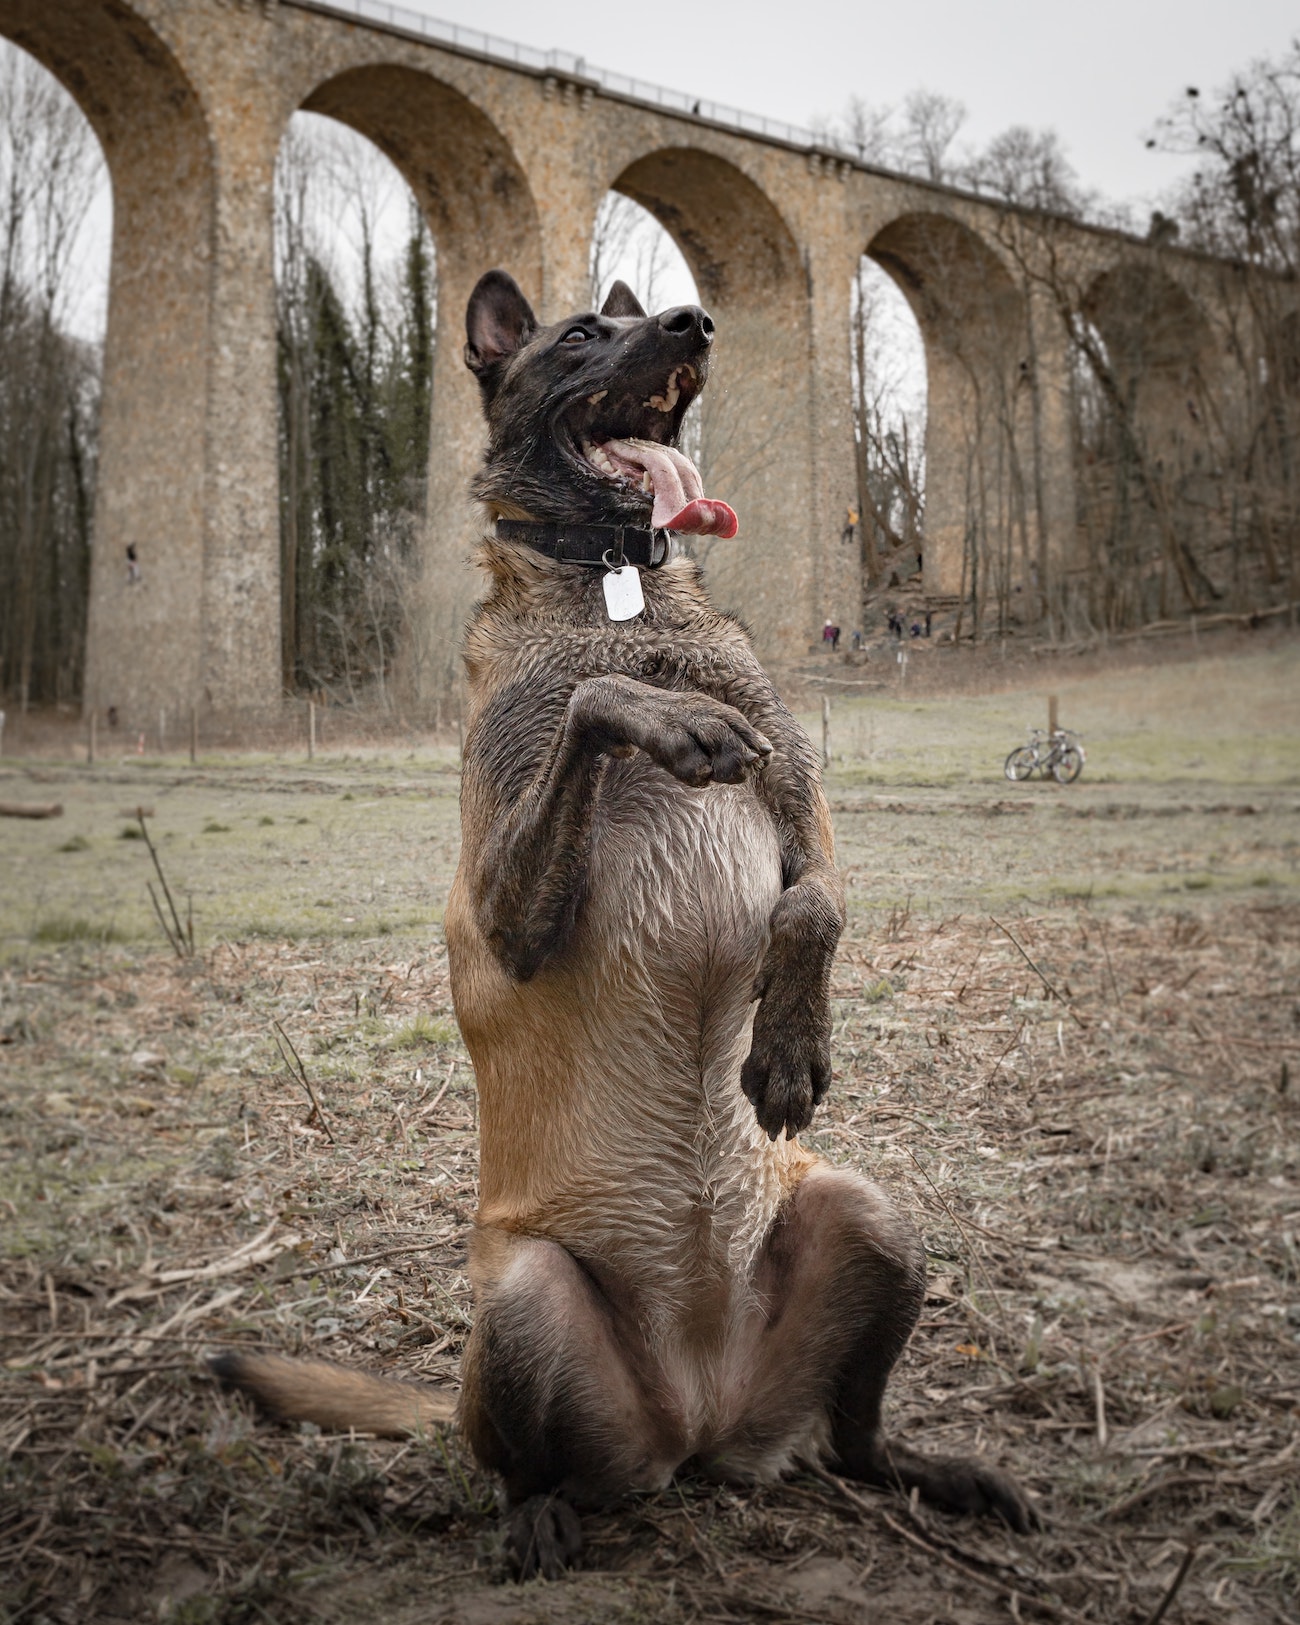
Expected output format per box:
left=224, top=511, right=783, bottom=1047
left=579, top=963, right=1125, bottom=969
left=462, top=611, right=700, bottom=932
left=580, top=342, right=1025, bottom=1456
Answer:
left=740, top=1007, right=831, bottom=1140
left=576, top=677, right=772, bottom=788
left=637, top=693, right=772, bottom=788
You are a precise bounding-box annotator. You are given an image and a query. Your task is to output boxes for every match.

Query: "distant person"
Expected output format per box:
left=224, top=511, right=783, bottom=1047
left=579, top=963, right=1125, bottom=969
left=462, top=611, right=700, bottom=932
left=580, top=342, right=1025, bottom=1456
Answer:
left=924, top=610, right=933, bottom=638
left=831, top=624, right=841, bottom=651
left=126, top=544, right=141, bottom=586
left=822, top=620, right=835, bottom=647
left=851, top=629, right=862, bottom=651
left=910, top=621, right=921, bottom=638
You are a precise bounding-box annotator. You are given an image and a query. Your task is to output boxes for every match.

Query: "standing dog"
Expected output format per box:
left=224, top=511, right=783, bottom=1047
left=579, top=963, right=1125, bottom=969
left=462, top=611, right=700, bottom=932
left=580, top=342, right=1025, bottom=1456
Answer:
left=215, top=271, right=1035, bottom=1576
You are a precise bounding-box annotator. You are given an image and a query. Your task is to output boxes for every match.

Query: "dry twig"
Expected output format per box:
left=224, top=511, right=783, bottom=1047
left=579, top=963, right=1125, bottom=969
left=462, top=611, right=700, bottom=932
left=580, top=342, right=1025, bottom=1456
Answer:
left=272, top=1019, right=335, bottom=1142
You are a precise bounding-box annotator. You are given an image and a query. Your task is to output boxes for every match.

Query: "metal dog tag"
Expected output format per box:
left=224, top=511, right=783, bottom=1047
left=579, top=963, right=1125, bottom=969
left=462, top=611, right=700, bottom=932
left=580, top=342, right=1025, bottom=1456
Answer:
left=602, top=564, right=644, bottom=621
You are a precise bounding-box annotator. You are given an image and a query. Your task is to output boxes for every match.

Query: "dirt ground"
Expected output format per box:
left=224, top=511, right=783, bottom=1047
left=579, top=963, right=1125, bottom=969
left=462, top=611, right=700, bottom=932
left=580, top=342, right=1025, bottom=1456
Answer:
left=2, top=632, right=1298, bottom=1625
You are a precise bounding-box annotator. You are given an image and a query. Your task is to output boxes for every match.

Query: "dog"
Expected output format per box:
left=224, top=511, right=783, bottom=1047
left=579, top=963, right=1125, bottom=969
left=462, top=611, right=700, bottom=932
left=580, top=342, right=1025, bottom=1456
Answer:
left=214, top=270, right=1036, bottom=1578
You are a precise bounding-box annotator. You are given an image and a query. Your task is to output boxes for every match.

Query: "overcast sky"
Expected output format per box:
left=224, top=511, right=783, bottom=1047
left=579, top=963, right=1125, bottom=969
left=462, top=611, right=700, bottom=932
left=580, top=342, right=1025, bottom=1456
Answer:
left=376, top=0, right=1296, bottom=212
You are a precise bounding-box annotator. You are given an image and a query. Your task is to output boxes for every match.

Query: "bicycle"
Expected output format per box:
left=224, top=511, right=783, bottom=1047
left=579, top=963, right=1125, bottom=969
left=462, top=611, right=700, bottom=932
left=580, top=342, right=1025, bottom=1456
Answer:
left=1004, top=727, right=1085, bottom=784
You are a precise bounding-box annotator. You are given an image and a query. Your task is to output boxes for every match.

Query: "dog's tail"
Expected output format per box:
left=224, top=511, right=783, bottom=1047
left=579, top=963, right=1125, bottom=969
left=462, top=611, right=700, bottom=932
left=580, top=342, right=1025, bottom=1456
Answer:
left=211, top=1351, right=457, bottom=1438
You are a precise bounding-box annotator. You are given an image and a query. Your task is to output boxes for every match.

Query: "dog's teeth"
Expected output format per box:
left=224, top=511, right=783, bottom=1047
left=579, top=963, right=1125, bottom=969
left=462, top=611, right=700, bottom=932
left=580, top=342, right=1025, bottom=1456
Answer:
left=647, top=368, right=682, bottom=413
left=588, top=390, right=608, bottom=405
left=641, top=471, right=653, bottom=492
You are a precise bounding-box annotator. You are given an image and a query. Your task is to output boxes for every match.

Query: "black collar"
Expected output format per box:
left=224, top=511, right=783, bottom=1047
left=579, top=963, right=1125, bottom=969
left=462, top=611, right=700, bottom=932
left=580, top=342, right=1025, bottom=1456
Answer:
left=494, top=519, right=673, bottom=569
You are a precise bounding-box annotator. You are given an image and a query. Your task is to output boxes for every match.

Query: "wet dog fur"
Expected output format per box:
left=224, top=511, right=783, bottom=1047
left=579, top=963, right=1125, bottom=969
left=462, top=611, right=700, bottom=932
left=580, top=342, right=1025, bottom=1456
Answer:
left=213, top=271, right=1037, bottom=1579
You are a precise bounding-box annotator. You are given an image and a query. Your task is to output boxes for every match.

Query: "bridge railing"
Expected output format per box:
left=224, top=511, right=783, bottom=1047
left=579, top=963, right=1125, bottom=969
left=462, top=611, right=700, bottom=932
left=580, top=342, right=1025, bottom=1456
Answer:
left=290, top=0, right=848, bottom=158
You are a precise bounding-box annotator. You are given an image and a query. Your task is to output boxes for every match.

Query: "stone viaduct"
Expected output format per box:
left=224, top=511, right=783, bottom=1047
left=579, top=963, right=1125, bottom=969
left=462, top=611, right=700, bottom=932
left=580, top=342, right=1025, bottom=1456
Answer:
left=0, top=0, right=1238, bottom=723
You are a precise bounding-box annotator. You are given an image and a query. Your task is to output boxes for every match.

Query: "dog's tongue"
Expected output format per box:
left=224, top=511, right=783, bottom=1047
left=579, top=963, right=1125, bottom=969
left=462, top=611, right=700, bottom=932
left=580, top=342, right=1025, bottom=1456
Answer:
left=602, top=438, right=739, bottom=539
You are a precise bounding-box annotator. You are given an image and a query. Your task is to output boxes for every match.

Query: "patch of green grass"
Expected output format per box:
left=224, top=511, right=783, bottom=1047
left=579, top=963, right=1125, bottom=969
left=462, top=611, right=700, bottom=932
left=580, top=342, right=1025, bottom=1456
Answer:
left=241, top=919, right=304, bottom=940
left=388, top=1012, right=458, bottom=1049
left=258, top=815, right=275, bottom=826
left=57, top=834, right=90, bottom=853
left=31, top=916, right=124, bottom=946
left=203, top=820, right=231, bottom=835
left=117, top=824, right=143, bottom=840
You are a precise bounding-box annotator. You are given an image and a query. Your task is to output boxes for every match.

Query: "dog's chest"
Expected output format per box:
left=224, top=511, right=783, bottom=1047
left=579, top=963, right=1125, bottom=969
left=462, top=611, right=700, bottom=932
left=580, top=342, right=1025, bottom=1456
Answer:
left=538, top=756, right=787, bottom=1281
left=580, top=752, right=782, bottom=987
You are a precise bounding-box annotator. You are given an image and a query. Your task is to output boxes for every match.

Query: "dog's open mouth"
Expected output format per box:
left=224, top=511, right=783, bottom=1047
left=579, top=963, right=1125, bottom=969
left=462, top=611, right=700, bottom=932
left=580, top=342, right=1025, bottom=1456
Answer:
left=579, top=437, right=738, bottom=538
left=565, top=364, right=739, bottom=539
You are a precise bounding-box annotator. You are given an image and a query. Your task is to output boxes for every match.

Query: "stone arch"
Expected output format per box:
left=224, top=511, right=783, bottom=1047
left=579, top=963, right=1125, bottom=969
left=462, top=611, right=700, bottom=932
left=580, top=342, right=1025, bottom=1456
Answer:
left=866, top=212, right=1030, bottom=612
left=612, top=147, right=805, bottom=309
left=1083, top=262, right=1216, bottom=449
left=291, top=63, right=544, bottom=699
left=0, top=0, right=216, bottom=726
left=607, top=147, right=814, bottom=660
left=1079, top=262, right=1223, bottom=619
left=299, top=64, right=542, bottom=293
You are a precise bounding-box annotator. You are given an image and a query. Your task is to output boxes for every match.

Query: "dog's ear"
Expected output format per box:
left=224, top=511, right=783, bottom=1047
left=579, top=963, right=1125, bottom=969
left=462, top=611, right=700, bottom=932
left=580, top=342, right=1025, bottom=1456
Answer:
left=464, top=270, right=537, bottom=387
left=600, top=280, right=647, bottom=319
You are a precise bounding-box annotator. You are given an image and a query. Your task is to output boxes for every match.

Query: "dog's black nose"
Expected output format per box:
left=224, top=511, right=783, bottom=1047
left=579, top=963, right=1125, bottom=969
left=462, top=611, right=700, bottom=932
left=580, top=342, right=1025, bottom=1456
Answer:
left=658, top=305, right=714, bottom=345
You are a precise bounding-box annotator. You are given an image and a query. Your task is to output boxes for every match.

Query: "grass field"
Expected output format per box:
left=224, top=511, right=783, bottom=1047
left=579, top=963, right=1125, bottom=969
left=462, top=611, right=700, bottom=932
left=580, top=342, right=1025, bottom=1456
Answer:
left=2, top=634, right=1298, bottom=1624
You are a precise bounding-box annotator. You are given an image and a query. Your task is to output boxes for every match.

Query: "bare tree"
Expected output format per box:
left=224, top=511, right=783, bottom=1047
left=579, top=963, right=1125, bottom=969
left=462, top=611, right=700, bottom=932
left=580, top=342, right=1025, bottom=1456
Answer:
left=1148, top=45, right=1300, bottom=608
left=900, top=90, right=967, bottom=184
left=273, top=113, right=435, bottom=704
left=815, top=88, right=966, bottom=182
left=811, top=95, right=896, bottom=166
left=0, top=43, right=105, bottom=709
left=589, top=191, right=683, bottom=315
left=850, top=258, right=926, bottom=592
left=962, top=126, right=1086, bottom=215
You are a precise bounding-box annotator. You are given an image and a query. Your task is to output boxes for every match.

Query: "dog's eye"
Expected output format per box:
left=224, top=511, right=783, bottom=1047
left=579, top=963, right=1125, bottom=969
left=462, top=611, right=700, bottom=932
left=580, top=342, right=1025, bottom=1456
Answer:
left=561, top=326, right=591, bottom=345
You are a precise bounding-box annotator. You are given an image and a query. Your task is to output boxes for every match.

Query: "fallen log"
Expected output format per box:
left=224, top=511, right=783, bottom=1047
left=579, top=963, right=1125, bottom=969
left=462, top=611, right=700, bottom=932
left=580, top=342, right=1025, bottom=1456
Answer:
left=0, top=801, right=63, bottom=819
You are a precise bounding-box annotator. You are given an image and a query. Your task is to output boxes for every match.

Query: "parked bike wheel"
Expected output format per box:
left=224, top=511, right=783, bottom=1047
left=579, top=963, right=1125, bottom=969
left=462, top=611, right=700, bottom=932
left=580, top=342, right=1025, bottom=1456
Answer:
left=1005, top=746, right=1038, bottom=781
left=1052, top=746, right=1084, bottom=784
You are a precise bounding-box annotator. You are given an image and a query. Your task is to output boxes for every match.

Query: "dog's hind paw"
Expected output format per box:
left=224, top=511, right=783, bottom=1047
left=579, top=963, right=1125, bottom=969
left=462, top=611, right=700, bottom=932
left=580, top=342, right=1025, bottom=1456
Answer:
left=916, top=1455, right=1041, bottom=1533
left=846, top=1437, right=1041, bottom=1534
left=503, top=1493, right=584, bottom=1580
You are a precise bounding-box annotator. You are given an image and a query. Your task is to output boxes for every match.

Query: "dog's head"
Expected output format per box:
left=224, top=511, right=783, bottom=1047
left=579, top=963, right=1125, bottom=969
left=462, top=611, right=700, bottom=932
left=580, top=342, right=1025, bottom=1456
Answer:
left=465, top=270, right=737, bottom=537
